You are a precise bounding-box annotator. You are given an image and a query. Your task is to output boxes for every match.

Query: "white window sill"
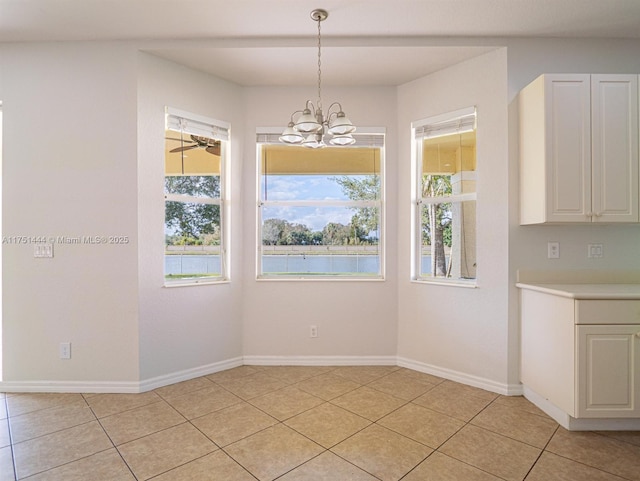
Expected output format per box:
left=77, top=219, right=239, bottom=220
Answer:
left=164, top=278, right=230, bottom=288
left=411, top=278, right=477, bottom=289
left=256, top=275, right=385, bottom=282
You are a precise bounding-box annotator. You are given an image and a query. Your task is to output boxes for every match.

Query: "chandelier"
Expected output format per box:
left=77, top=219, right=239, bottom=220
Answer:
left=279, top=9, right=356, bottom=148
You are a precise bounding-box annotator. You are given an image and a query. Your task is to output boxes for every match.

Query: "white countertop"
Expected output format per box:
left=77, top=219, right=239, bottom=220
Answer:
left=516, top=283, right=640, bottom=299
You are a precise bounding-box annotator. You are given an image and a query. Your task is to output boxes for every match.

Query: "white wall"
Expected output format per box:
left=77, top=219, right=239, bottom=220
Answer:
left=136, top=53, right=245, bottom=382
left=506, top=38, right=640, bottom=386
left=241, top=86, right=400, bottom=361
left=2, top=37, right=639, bottom=392
left=396, top=49, right=512, bottom=391
left=506, top=39, right=640, bottom=275
left=1, top=43, right=141, bottom=385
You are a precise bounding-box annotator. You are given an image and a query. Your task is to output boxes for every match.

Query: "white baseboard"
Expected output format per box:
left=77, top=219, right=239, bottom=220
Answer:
left=243, top=355, right=397, bottom=366
left=139, top=357, right=244, bottom=392
left=0, top=380, right=142, bottom=394
left=0, top=357, right=244, bottom=394
left=523, top=386, right=640, bottom=431
left=0, top=355, right=522, bottom=397
left=397, top=357, right=523, bottom=396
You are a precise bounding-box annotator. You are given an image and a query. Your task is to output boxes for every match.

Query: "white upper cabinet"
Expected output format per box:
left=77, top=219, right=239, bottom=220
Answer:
left=519, top=74, right=639, bottom=225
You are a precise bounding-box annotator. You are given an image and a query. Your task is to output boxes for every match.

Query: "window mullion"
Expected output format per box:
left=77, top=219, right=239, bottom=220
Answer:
left=165, top=193, right=221, bottom=205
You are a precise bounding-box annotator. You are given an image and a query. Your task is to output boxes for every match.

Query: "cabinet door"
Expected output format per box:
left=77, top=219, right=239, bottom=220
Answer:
left=577, top=324, right=640, bottom=418
left=591, top=75, right=639, bottom=223
left=546, top=75, right=592, bottom=222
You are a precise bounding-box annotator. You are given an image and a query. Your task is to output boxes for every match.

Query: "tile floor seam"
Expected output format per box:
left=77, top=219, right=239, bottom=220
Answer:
left=4, top=396, right=18, bottom=481
left=112, top=419, right=195, bottom=450
left=6, top=396, right=91, bottom=420
left=521, top=437, right=550, bottom=480
left=96, top=399, right=174, bottom=423
left=85, top=396, right=162, bottom=421
left=324, top=449, right=385, bottom=481
left=115, top=447, right=139, bottom=481
left=211, top=417, right=279, bottom=449
left=216, top=445, right=263, bottom=481
left=185, top=417, right=223, bottom=450
left=392, top=401, right=468, bottom=451
left=395, top=450, right=435, bottom=481
left=428, top=449, right=510, bottom=481
left=292, top=378, right=364, bottom=401
left=539, top=449, right=637, bottom=481
left=285, top=406, right=373, bottom=450
left=467, top=415, right=558, bottom=452
left=4, top=367, right=640, bottom=481
left=17, top=446, right=116, bottom=481
left=593, top=430, right=640, bottom=449
left=9, top=417, right=101, bottom=449
left=141, top=451, right=227, bottom=481
left=270, top=450, right=329, bottom=481
left=219, top=426, right=327, bottom=481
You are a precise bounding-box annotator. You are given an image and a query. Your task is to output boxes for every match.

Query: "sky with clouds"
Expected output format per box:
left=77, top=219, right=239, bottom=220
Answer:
left=262, top=175, right=357, bottom=231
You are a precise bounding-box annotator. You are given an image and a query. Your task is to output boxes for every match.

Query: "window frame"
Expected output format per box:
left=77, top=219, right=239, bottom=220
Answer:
left=411, top=107, right=477, bottom=288
left=256, top=128, right=386, bottom=281
left=164, top=107, right=230, bottom=286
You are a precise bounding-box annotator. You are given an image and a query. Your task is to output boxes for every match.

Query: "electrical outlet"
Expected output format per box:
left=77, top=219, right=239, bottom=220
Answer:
left=547, top=242, right=560, bottom=259
left=310, top=325, right=318, bottom=338
left=59, top=342, right=71, bottom=360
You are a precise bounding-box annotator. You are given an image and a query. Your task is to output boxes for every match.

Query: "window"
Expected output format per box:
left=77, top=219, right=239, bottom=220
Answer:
left=257, top=131, right=384, bottom=279
left=164, top=108, right=229, bottom=284
left=413, top=107, right=477, bottom=284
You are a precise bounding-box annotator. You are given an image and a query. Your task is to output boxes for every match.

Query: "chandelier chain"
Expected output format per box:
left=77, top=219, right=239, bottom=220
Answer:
left=317, top=14, right=322, bottom=111
left=279, top=9, right=355, bottom=147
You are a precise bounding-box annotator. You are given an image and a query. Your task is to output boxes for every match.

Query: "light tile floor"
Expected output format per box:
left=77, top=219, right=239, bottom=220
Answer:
left=2, top=365, right=640, bottom=480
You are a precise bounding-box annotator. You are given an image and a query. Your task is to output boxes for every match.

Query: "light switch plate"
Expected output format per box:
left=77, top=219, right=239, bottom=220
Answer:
left=34, top=243, right=54, bottom=258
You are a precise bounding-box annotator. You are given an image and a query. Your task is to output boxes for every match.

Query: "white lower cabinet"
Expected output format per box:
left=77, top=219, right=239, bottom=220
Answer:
left=520, top=288, right=640, bottom=425
left=577, top=324, right=640, bottom=418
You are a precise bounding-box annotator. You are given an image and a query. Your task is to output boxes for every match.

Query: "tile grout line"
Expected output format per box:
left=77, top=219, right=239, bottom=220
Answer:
left=6, top=368, right=640, bottom=481
left=4, top=395, right=17, bottom=481
left=89, top=401, right=141, bottom=481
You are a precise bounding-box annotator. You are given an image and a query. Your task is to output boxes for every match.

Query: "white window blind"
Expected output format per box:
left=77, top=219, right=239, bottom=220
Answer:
left=256, top=130, right=385, bottom=148
left=414, top=107, right=476, bottom=140
left=166, top=107, right=230, bottom=141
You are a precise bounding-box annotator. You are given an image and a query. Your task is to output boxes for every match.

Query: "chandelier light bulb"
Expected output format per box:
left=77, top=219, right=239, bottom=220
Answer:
left=279, top=122, right=304, bottom=144
left=302, top=133, right=325, bottom=149
left=329, top=133, right=356, bottom=146
left=294, top=108, right=322, bottom=133
left=328, top=111, right=356, bottom=135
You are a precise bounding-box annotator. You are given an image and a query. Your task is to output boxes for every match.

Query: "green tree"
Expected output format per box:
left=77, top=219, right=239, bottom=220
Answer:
left=322, top=222, right=352, bottom=245
left=262, top=218, right=314, bottom=246
left=330, top=175, right=380, bottom=242
left=165, top=176, right=220, bottom=243
left=263, top=218, right=288, bottom=245
left=285, top=223, right=313, bottom=245
left=422, top=175, right=452, bottom=276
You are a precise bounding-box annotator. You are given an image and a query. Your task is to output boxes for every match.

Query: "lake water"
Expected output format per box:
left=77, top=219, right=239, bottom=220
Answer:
left=165, top=254, right=435, bottom=275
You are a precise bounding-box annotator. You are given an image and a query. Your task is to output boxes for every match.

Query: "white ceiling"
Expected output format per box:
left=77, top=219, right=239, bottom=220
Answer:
left=2, top=0, right=639, bottom=86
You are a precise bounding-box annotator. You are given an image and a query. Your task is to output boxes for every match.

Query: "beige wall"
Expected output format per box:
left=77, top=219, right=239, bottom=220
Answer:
left=240, top=85, right=399, bottom=360
left=1, top=43, right=141, bottom=386
left=1, top=37, right=639, bottom=393
left=396, top=48, right=512, bottom=390
left=136, top=53, right=245, bottom=383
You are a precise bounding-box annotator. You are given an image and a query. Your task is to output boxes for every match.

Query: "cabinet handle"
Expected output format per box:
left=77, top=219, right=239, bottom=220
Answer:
left=636, top=331, right=640, bottom=338
left=594, top=212, right=602, bottom=217
left=586, top=211, right=593, bottom=217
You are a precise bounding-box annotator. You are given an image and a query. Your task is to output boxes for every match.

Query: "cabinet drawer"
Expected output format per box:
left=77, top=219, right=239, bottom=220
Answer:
left=576, top=300, right=640, bottom=324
